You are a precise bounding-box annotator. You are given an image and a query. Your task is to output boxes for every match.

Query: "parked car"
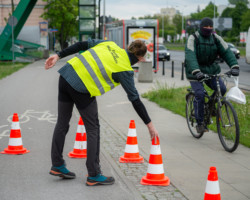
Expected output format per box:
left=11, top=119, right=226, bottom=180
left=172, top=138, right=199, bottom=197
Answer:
left=227, top=43, right=240, bottom=59
left=216, top=43, right=240, bottom=63
left=157, top=44, right=170, bottom=61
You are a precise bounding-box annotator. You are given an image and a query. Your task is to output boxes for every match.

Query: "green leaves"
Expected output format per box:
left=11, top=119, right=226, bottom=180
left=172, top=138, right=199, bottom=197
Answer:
left=190, top=2, right=218, bottom=19
left=41, top=0, right=78, bottom=49
left=228, top=0, right=248, bottom=5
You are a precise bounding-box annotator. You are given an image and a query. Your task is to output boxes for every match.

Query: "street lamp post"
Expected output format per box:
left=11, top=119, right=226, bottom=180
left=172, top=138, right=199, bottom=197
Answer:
left=162, top=13, right=164, bottom=42
left=181, top=13, right=184, bottom=43
left=213, top=0, right=216, bottom=30
left=98, top=0, right=101, bottom=39
left=103, top=0, right=105, bottom=40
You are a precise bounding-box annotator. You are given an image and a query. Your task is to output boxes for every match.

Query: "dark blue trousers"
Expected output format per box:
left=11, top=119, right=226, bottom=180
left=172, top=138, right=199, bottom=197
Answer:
left=190, top=77, right=226, bottom=124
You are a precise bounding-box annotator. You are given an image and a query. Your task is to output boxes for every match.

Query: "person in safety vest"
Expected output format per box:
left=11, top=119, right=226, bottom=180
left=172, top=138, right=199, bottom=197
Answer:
left=44, top=39, right=159, bottom=186
left=185, top=17, right=240, bottom=134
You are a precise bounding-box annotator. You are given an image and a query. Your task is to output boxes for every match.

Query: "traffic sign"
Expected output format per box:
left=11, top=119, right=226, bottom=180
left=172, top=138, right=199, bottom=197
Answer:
left=8, top=16, right=18, bottom=26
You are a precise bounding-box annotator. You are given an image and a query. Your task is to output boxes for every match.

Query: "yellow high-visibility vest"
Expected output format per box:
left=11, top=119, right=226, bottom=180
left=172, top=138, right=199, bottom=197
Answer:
left=67, top=41, right=133, bottom=97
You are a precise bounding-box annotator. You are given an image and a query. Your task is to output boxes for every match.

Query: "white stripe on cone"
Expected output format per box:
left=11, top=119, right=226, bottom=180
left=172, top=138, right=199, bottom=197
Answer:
left=74, top=141, right=87, bottom=149
left=77, top=125, right=85, bottom=134
left=150, top=145, right=161, bottom=155
left=8, top=138, right=23, bottom=146
left=147, top=163, right=165, bottom=174
left=11, top=122, right=20, bottom=130
left=205, top=180, right=220, bottom=194
left=124, top=144, right=139, bottom=153
left=127, top=129, right=137, bottom=137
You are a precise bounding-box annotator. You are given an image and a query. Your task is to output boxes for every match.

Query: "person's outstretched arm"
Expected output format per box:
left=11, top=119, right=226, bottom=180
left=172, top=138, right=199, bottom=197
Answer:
left=113, top=71, right=159, bottom=140
left=45, top=41, right=89, bottom=70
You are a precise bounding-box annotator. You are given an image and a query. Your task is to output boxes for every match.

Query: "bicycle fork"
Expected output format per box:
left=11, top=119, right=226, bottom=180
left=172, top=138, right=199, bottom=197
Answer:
left=216, top=79, right=232, bottom=128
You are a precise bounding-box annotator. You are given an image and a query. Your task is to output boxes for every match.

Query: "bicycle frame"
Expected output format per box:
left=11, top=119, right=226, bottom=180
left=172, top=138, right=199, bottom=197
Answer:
left=204, top=74, right=233, bottom=128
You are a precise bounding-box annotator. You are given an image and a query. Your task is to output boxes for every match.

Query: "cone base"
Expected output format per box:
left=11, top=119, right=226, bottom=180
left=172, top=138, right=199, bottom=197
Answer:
left=68, top=151, right=87, bottom=158
left=1, top=147, right=29, bottom=155
left=119, top=155, right=144, bottom=163
left=204, top=193, right=221, bottom=200
left=140, top=175, right=170, bottom=186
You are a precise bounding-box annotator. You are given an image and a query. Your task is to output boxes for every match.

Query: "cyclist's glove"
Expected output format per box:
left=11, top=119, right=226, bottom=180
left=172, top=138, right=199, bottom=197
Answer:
left=194, top=71, right=206, bottom=82
left=231, top=67, right=239, bottom=76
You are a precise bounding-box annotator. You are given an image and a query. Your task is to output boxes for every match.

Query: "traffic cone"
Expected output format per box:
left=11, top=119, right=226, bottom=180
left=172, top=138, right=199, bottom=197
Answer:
left=119, top=120, right=144, bottom=163
left=204, top=167, right=221, bottom=200
left=68, top=117, right=87, bottom=158
left=140, top=137, right=170, bottom=186
left=1, top=113, right=29, bottom=155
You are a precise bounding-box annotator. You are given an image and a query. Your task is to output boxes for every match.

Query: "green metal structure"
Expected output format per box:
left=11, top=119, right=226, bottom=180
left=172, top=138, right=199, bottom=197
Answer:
left=0, top=0, right=43, bottom=60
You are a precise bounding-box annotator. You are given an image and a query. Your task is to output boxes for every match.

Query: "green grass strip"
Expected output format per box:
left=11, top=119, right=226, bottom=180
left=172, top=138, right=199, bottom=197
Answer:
left=142, top=81, right=250, bottom=148
left=0, top=62, right=29, bottom=80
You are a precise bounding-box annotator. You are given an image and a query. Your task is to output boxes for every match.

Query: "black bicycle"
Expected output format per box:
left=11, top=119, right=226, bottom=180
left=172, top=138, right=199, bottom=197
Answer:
left=185, top=72, right=240, bottom=152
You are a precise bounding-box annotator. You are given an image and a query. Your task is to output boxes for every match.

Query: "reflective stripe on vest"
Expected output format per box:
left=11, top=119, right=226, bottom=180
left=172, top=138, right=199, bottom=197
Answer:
left=75, top=53, right=106, bottom=95
left=68, top=41, right=132, bottom=97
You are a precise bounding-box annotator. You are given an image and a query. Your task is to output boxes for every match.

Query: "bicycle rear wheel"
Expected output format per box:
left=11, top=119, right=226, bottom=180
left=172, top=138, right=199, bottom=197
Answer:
left=186, top=93, right=204, bottom=138
left=216, top=100, right=240, bottom=152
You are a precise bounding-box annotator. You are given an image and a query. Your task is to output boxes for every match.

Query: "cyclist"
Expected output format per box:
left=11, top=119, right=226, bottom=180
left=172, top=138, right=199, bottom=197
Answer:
left=185, top=17, right=240, bottom=133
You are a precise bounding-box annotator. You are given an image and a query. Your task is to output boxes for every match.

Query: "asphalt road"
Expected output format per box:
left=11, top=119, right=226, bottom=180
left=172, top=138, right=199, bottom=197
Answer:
left=161, top=50, right=250, bottom=89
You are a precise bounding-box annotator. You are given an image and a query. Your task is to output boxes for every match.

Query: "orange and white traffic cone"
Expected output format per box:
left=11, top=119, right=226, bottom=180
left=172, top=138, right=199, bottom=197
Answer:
left=119, top=120, right=144, bottom=163
left=68, top=117, right=87, bottom=158
left=140, top=137, right=170, bottom=186
left=1, top=113, right=29, bottom=155
left=204, top=167, right=221, bottom=200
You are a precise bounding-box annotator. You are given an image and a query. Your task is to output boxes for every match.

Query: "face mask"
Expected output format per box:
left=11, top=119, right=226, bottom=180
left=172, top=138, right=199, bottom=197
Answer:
left=201, top=27, right=213, bottom=37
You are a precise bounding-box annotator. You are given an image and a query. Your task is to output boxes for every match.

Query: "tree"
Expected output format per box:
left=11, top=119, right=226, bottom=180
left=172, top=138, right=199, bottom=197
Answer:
left=197, top=5, right=201, bottom=13
left=228, top=0, right=248, bottom=5
left=190, top=2, right=218, bottom=19
left=41, top=0, right=78, bottom=49
left=221, top=7, right=234, bottom=17
left=230, top=2, right=248, bottom=36
left=241, top=10, right=250, bottom=31
left=172, top=14, right=182, bottom=34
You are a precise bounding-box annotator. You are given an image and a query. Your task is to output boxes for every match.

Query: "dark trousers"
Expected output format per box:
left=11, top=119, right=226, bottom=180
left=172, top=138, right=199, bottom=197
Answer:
left=51, top=76, right=101, bottom=177
left=190, top=77, right=226, bottom=124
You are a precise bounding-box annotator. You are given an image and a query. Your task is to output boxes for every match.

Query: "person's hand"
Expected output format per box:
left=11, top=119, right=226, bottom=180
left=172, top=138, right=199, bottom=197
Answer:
left=45, top=54, right=59, bottom=70
left=146, top=121, right=159, bottom=141
left=231, top=67, right=240, bottom=76
left=194, top=71, right=206, bottom=82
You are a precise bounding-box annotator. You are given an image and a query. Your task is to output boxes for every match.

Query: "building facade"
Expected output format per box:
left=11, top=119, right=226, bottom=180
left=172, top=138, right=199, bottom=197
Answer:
left=0, top=0, right=47, bottom=47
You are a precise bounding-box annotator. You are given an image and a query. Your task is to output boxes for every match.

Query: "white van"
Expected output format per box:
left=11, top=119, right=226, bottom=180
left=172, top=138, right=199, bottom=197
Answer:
left=246, top=27, right=250, bottom=64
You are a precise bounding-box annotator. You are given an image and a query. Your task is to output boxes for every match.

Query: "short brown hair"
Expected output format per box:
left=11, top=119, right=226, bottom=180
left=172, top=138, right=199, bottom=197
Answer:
left=128, top=40, right=147, bottom=57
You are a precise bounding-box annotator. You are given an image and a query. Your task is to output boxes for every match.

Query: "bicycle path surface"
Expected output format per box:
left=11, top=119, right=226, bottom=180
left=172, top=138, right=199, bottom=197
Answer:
left=0, top=57, right=249, bottom=200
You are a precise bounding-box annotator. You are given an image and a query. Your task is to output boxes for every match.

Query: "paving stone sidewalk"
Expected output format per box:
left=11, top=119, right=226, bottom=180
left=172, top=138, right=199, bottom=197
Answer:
left=100, top=116, right=188, bottom=200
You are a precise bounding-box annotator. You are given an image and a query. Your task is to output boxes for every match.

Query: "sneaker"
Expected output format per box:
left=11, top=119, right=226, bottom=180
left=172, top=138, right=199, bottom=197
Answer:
left=86, top=174, right=115, bottom=186
left=204, top=125, right=209, bottom=132
left=50, top=164, right=76, bottom=179
left=196, top=124, right=209, bottom=133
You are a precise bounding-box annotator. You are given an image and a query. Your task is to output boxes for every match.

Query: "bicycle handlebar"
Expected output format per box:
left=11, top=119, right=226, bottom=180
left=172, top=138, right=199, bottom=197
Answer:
left=200, top=71, right=232, bottom=82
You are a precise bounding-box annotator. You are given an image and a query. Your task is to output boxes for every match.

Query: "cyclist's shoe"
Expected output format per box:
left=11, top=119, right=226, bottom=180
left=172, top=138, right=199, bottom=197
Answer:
left=196, top=124, right=209, bottom=133
left=86, top=174, right=115, bottom=186
left=204, top=125, right=209, bottom=132
left=50, top=164, right=76, bottom=179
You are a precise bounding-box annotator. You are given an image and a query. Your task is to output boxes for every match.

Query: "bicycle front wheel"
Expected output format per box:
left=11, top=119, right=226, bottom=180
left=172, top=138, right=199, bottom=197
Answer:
left=216, top=100, right=240, bottom=152
left=186, top=93, right=204, bottom=139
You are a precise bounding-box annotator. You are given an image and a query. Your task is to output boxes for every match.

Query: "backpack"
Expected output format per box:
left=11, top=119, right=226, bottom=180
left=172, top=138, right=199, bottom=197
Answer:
left=192, top=32, right=220, bottom=65
left=192, top=33, right=219, bottom=49
left=184, top=33, right=220, bottom=68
